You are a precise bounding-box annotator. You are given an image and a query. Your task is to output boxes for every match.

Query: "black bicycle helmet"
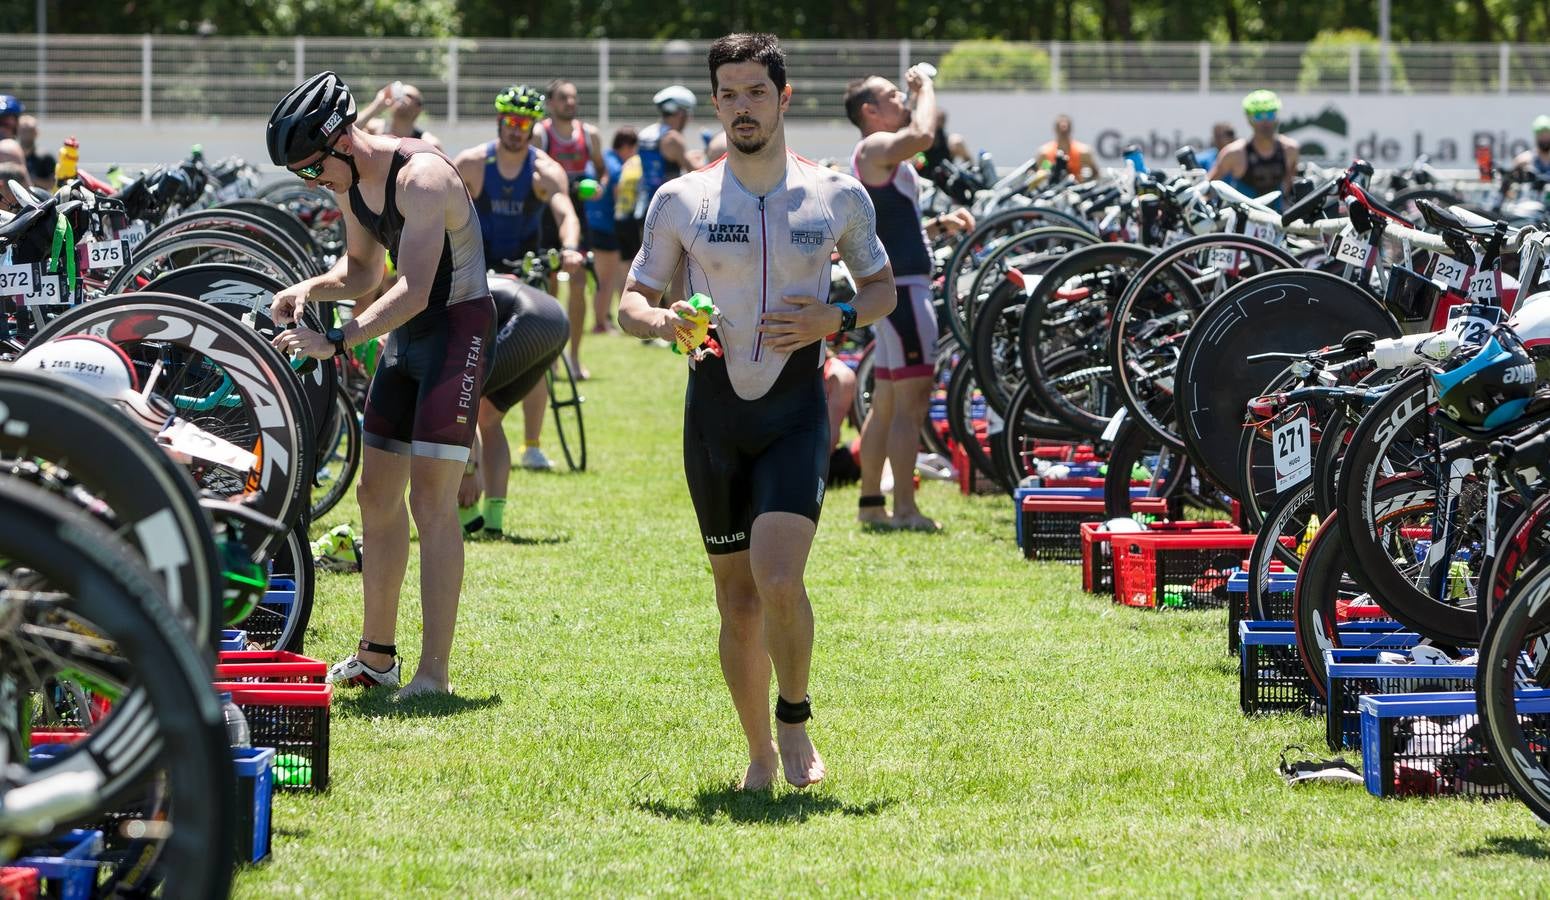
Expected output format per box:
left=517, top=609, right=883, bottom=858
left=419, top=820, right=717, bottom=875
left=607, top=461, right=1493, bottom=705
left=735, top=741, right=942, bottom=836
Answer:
left=267, top=71, right=357, bottom=166
left=1432, top=326, right=1538, bottom=429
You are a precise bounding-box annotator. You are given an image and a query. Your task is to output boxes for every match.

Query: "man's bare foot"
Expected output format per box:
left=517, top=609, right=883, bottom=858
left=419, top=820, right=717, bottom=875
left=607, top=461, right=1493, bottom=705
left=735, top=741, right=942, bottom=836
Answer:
left=893, top=512, right=941, bottom=532
left=739, top=745, right=779, bottom=790
left=395, top=674, right=451, bottom=700
left=857, top=507, right=892, bottom=528
left=776, top=722, right=826, bottom=787
left=568, top=356, right=590, bottom=381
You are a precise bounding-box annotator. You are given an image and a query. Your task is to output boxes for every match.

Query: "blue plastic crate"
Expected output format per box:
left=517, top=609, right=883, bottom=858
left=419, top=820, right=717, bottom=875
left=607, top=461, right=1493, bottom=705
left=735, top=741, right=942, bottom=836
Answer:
left=233, top=746, right=276, bottom=864
left=1359, top=690, right=1550, bottom=797
left=1225, top=570, right=1299, bottom=654
left=1325, top=649, right=1477, bottom=750
left=13, top=829, right=103, bottom=900
left=221, top=629, right=249, bottom=652
left=1238, top=621, right=1419, bottom=715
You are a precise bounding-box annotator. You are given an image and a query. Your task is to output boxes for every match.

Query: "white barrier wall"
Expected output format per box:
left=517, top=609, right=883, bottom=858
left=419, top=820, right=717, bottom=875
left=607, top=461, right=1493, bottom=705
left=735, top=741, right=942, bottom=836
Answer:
left=39, top=91, right=1550, bottom=177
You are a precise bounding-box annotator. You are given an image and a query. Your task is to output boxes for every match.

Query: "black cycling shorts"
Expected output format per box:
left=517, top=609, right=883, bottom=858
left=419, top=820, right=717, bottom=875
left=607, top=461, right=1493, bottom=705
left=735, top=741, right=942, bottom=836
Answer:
left=484, top=276, right=569, bottom=413
left=614, top=217, right=643, bottom=265
left=590, top=229, right=620, bottom=253
left=683, top=342, right=829, bottom=555
left=362, top=297, right=495, bottom=462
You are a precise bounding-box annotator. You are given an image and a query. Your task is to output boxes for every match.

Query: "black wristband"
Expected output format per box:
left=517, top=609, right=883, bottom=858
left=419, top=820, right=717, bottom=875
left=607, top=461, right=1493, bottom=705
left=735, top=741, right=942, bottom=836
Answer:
left=835, top=301, right=857, bottom=333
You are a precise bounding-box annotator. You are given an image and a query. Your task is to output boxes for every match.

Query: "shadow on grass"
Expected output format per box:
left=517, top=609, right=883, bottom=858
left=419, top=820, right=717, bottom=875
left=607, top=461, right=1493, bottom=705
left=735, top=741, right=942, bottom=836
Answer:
left=1458, top=834, right=1550, bottom=859
left=333, top=690, right=503, bottom=719
left=635, top=784, right=894, bottom=825
left=480, top=532, right=572, bottom=546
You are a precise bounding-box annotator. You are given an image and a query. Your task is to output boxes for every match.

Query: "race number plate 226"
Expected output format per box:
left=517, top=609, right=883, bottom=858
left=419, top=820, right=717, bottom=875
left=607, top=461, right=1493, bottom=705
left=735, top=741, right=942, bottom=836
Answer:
left=1273, top=415, right=1312, bottom=494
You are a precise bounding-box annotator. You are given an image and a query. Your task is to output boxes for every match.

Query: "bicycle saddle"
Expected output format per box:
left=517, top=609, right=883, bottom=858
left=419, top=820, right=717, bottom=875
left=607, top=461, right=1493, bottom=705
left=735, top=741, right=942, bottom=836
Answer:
left=1417, top=198, right=1499, bottom=237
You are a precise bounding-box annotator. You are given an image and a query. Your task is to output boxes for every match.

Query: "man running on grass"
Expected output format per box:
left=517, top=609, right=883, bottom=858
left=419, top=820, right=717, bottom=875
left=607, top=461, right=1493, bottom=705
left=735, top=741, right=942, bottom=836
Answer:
left=618, top=33, right=897, bottom=789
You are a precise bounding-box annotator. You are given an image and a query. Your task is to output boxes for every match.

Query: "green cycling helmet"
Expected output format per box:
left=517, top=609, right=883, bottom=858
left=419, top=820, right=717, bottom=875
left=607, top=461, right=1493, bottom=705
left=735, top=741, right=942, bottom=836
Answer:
left=1534, top=114, right=1550, bottom=134
left=1242, top=89, right=1282, bottom=117
left=495, top=84, right=546, bottom=118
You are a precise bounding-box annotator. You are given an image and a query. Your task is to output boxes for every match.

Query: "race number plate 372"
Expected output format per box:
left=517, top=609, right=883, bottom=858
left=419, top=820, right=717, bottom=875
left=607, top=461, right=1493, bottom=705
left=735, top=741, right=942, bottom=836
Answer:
left=1273, top=415, right=1312, bottom=494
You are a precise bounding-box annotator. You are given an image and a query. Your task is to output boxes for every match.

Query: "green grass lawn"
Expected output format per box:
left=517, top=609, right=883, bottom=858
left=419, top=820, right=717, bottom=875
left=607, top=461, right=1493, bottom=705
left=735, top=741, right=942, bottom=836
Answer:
left=237, top=333, right=1550, bottom=897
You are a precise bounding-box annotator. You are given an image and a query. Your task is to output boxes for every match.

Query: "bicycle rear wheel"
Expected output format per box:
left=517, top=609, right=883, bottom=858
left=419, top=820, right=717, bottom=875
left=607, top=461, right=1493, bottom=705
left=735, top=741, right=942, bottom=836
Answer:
left=547, top=353, right=587, bottom=472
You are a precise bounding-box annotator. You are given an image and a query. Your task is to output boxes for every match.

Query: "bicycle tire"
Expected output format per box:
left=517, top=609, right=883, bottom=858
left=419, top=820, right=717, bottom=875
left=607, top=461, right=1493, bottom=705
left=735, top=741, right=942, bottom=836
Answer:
left=1109, top=233, right=1297, bottom=449
left=0, top=477, right=235, bottom=899
left=310, top=388, right=362, bottom=522
left=959, top=226, right=1099, bottom=339
left=1102, top=414, right=1190, bottom=520
left=1020, top=243, right=1159, bottom=435
left=105, top=230, right=304, bottom=293
left=944, top=355, right=1004, bottom=490
left=1173, top=268, right=1401, bottom=493
left=30, top=293, right=314, bottom=562
left=215, top=199, right=325, bottom=270
left=137, top=208, right=317, bottom=279
left=0, top=369, right=221, bottom=647
left=242, top=516, right=317, bottom=653
left=547, top=353, right=587, bottom=473
left=942, top=206, right=1093, bottom=347
left=995, top=376, right=1085, bottom=495
left=1475, top=554, right=1550, bottom=823
left=1246, top=481, right=1315, bottom=621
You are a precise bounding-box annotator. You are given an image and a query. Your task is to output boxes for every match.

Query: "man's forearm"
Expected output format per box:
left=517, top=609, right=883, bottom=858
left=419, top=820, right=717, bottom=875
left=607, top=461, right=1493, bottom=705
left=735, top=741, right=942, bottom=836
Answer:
left=561, top=213, right=582, bottom=248
left=341, top=280, right=427, bottom=345
left=850, top=276, right=897, bottom=329
left=618, top=289, right=670, bottom=339
left=302, top=256, right=380, bottom=303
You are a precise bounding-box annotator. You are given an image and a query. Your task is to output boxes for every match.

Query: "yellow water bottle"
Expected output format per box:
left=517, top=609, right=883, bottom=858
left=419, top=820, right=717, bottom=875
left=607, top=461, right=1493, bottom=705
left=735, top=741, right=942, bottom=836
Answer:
left=1297, top=513, right=1321, bottom=558
left=55, top=137, right=79, bottom=188
left=671, top=293, right=714, bottom=355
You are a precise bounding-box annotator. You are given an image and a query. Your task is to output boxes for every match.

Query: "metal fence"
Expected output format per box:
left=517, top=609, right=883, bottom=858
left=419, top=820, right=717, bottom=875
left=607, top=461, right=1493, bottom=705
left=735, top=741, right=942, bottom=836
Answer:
left=3, top=37, right=1548, bottom=126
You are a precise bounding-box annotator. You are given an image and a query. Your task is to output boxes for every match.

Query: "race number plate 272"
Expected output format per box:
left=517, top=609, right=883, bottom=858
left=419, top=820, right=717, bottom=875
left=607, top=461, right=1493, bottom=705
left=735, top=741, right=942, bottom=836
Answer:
left=1273, top=415, right=1312, bottom=494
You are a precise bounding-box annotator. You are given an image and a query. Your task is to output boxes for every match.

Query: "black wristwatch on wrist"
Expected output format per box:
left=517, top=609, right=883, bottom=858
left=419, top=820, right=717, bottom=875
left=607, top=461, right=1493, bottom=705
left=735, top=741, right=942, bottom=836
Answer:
left=324, top=326, right=348, bottom=357
left=833, top=301, right=857, bottom=333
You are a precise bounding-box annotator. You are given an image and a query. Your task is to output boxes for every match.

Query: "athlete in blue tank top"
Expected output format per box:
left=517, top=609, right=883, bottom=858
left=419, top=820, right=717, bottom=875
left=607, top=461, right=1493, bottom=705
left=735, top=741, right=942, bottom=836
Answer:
left=619, top=33, right=899, bottom=795
left=845, top=65, right=974, bottom=532
left=633, top=86, right=704, bottom=218
left=455, top=86, right=588, bottom=467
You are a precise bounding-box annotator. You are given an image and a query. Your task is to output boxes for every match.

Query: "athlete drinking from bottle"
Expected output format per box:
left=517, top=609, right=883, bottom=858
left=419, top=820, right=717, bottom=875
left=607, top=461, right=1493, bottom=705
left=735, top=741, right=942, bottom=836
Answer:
left=618, top=33, right=897, bottom=789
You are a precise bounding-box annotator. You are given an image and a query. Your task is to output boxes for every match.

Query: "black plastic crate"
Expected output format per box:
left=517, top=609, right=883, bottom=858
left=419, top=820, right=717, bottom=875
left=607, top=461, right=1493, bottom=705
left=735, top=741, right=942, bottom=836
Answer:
left=1238, top=623, right=1317, bottom=714
left=1225, top=570, right=1295, bottom=654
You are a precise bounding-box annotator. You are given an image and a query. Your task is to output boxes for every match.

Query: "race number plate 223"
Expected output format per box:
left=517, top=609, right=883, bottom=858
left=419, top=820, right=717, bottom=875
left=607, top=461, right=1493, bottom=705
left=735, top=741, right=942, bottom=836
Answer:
left=1273, top=415, right=1312, bottom=494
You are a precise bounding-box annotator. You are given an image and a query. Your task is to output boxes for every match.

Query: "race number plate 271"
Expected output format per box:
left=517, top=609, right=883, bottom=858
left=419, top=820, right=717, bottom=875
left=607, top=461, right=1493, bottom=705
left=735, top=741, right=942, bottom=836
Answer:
left=1273, top=415, right=1312, bottom=494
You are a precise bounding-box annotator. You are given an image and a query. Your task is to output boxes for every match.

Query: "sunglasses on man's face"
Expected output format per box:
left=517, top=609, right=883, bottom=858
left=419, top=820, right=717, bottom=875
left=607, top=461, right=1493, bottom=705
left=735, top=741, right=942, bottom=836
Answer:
left=289, top=143, right=346, bottom=180
left=1249, top=111, right=1278, bottom=123
left=500, top=114, right=537, bottom=131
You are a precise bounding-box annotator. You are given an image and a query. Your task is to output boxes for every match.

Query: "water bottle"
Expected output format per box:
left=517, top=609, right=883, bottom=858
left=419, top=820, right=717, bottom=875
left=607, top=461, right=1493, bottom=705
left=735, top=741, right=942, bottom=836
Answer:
left=221, top=692, right=251, bottom=748
left=1122, top=144, right=1148, bottom=176
left=55, top=137, right=79, bottom=188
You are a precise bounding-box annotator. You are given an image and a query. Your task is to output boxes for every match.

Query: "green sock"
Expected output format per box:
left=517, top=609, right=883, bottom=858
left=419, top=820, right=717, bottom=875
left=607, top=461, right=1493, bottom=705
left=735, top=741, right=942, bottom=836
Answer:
left=458, top=504, right=483, bottom=530
left=483, top=497, right=507, bottom=532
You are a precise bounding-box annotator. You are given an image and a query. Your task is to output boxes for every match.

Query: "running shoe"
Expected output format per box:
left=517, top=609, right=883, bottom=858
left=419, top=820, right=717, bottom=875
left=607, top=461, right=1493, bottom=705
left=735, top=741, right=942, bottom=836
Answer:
left=520, top=446, right=558, bottom=471
left=327, top=654, right=401, bottom=689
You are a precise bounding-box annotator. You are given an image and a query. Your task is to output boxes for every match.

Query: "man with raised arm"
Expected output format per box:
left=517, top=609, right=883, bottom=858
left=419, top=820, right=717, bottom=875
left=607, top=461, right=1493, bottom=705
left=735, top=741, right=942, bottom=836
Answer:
left=265, top=72, right=494, bottom=699
left=534, top=79, right=608, bottom=377
left=357, top=82, right=442, bottom=150
left=617, top=33, right=897, bottom=790
left=845, top=65, right=971, bottom=531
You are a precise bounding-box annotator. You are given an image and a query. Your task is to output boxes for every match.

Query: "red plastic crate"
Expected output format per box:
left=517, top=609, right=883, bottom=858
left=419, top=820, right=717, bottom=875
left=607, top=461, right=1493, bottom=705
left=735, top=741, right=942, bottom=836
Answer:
left=215, top=650, right=328, bottom=684
left=0, top=867, right=39, bottom=900
left=1022, top=497, right=1168, bottom=561
left=1114, top=531, right=1259, bottom=609
left=1081, top=520, right=1240, bottom=595
left=214, top=682, right=332, bottom=791
left=953, top=437, right=997, bottom=495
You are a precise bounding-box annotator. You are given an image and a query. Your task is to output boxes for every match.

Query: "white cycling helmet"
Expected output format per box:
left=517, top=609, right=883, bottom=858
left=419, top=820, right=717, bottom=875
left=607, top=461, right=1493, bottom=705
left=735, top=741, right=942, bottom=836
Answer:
left=654, top=85, right=697, bottom=114
left=14, top=334, right=139, bottom=397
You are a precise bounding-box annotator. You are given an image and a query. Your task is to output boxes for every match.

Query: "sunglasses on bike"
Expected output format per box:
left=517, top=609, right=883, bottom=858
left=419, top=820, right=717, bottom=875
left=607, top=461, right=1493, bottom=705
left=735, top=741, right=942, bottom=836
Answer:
left=500, top=114, right=538, bottom=131
left=290, top=142, right=348, bottom=180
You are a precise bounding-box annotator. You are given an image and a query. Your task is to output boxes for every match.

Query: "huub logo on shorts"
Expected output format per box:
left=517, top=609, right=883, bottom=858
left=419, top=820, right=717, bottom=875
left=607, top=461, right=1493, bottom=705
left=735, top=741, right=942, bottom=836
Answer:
left=705, top=531, right=746, bottom=546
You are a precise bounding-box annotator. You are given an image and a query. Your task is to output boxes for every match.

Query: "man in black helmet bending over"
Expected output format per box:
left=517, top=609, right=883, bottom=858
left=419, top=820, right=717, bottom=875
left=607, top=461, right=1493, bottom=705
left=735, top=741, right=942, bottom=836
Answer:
left=265, top=71, right=496, bottom=700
